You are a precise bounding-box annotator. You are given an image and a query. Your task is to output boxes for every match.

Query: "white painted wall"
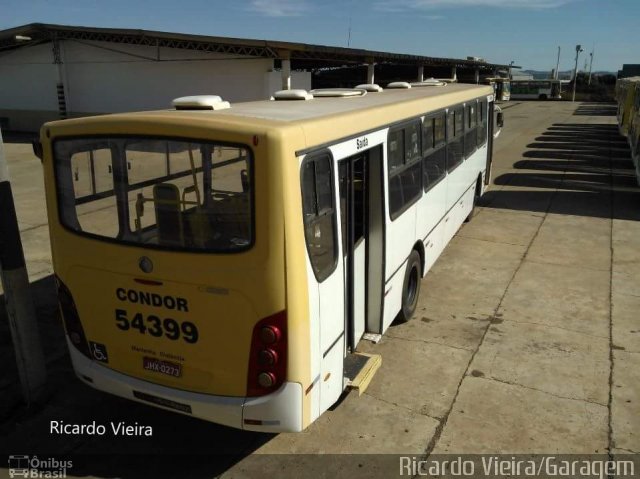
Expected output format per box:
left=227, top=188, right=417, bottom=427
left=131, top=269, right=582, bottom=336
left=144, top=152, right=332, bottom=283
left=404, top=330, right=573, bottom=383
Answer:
left=61, top=40, right=275, bottom=112
left=0, top=39, right=312, bottom=130
left=0, top=43, right=59, bottom=110
left=264, top=70, right=312, bottom=98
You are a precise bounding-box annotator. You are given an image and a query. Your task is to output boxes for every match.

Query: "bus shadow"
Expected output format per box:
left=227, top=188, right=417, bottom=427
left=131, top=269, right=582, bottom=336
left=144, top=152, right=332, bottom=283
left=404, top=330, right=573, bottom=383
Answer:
left=481, top=122, right=640, bottom=221
left=573, top=103, right=617, bottom=116
left=0, top=131, right=38, bottom=143
left=0, top=275, right=274, bottom=479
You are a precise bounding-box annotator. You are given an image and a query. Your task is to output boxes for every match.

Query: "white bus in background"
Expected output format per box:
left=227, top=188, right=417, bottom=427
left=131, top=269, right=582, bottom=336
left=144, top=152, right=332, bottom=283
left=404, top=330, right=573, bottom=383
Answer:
left=510, top=79, right=563, bottom=100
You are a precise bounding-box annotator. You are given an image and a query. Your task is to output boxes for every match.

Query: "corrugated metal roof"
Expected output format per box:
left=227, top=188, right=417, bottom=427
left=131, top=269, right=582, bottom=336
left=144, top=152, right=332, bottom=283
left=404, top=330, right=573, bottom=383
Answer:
left=0, top=23, right=511, bottom=71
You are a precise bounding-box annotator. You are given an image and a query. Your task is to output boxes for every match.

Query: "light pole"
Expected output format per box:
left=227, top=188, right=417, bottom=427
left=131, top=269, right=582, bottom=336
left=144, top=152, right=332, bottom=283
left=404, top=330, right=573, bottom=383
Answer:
left=508, top=60, right=514, bottom=80
left=555, top=46, right=561, bottom=80
left=588, top=50, right=594, bottom=86
left=572, top=44, right=583, bottom=102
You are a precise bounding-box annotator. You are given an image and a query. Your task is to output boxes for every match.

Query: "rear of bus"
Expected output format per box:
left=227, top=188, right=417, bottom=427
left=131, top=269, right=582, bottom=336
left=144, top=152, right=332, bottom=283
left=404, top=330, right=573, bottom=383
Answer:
left=40, top=111, right=309, bottom=432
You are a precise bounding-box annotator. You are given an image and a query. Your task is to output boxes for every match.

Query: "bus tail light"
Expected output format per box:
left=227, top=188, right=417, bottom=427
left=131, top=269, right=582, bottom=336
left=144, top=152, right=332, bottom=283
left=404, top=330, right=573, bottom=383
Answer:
left=55, top=275, right=91, bottom=359
left=246, top=310, right=287, bottom=397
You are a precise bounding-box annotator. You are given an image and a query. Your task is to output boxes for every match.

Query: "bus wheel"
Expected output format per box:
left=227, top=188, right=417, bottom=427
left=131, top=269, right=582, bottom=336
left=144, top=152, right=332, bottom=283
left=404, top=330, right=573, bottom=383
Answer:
left=398, top=250, right=422, bottom=323
left=539, top=94, right=548, bottom=100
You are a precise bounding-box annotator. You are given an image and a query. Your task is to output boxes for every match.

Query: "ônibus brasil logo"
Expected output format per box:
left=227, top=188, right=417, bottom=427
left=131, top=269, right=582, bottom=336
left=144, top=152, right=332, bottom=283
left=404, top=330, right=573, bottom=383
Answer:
left=8, top=455, right=72, bottom=478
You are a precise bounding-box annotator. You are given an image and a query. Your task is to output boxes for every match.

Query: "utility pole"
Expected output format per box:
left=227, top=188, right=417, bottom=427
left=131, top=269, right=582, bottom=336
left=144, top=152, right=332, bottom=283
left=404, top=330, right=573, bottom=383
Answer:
left=588, top=48, right=594, bottom=86
left=0, top=128, right=47, bottom=405
left=572, top=44, right=583, bottom=102
left=555, top=46, right=561, bottom=80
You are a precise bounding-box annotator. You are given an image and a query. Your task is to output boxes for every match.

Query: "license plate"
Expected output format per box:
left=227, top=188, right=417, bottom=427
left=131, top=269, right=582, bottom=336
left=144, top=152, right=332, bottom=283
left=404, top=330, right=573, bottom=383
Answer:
left=143, top=357, right=182, bottom=378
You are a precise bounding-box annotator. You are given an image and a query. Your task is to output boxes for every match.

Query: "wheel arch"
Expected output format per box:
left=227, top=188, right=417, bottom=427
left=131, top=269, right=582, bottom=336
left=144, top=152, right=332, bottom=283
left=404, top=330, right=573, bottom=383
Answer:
left=413, top=240, right=425, bottom=277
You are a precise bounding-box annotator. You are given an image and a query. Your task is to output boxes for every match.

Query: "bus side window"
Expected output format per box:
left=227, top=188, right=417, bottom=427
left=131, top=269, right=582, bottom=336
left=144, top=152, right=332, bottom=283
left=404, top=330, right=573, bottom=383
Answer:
left=301, top=154, right=338, bottom=282
left=388, top=120, right=422, bottom=219
left=423, top=113, right=446, bottom=191
left=477, top=99, right=488, bottom=147
left=464, top=102, right=477, bottom=158
left=447, top=107, right=464, bottom=172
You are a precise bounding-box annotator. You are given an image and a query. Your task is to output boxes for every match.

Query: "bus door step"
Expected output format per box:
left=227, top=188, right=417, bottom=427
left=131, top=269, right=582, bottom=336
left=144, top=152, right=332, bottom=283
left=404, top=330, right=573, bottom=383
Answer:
left=344, top=352, right=382, bottom=396
left=362, top=332, right=382, bottom=343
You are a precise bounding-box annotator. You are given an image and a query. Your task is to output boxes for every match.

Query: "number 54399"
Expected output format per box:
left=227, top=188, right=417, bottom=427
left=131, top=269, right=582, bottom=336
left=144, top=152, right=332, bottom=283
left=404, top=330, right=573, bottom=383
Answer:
left=115, top=309, right=199, bottom=344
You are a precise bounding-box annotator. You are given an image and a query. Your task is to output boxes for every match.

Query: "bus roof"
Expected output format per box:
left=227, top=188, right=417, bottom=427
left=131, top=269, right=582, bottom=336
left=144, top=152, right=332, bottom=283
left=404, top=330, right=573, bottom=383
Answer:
left=45, top=83, right=493, bottom=151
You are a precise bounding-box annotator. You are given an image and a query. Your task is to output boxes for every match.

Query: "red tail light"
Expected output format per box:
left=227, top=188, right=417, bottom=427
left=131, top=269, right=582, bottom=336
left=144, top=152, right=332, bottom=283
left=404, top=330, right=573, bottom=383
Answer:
left=246, top=310, right=287, bottom=397
left=55, top=275, right=91, bottom=359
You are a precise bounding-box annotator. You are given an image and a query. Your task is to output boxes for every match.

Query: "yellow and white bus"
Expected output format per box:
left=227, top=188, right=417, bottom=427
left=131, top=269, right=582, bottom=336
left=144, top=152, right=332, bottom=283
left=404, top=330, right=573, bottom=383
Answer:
left=39, top=82, right=499, bottom=432
left=615, top=76, right=640, bottom=185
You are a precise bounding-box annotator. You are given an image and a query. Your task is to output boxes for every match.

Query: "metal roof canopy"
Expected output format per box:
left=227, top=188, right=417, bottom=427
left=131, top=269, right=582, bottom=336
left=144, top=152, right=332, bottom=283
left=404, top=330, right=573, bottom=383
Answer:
left=0, top=23, right=512, bottom=71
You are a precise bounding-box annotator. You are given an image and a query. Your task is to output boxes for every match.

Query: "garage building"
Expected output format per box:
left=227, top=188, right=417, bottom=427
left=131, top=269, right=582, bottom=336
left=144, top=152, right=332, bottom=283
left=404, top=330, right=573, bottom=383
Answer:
left=0, top=23, right=509, bottom=132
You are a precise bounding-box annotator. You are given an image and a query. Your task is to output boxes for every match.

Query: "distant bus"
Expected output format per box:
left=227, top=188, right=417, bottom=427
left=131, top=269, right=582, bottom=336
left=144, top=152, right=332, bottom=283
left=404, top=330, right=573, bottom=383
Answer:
left=483, top=77, right=511, bottom=101
left=510, top=79, right=563, bottom=100
left=39, top=83, right=500, bottom=432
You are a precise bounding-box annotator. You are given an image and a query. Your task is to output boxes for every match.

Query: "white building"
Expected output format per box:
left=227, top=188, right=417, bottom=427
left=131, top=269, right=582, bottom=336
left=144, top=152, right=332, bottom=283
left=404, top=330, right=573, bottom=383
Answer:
left=0, top=23, right=509, bottom=131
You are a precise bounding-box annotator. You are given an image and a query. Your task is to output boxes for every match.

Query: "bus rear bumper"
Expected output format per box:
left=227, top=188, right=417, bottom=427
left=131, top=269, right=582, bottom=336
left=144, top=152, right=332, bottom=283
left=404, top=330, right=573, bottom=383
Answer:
left=67, top=342, right=303, bottom=433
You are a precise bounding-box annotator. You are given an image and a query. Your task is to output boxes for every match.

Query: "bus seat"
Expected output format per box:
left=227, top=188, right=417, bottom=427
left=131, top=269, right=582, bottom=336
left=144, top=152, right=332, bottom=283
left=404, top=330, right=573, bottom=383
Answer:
left=186, top=208, right=214, bottom=248
left=153, top=183, right=184, bottom=247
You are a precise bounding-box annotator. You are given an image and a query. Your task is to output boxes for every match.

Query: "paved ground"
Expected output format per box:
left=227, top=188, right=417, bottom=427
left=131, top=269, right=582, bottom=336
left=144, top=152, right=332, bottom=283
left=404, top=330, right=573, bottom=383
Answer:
left=0, top=101, right=639, bottom=478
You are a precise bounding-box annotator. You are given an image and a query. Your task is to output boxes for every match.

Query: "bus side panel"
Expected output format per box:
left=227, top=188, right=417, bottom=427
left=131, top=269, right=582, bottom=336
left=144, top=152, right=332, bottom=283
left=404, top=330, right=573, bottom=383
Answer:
left=303, top=236, right=322, bottom=423
left=296, top=153, right=322, bottom=423
left=383, top=213, right=417, bottom=330
left=383, top=193, right=418, bottom=281
left=278, top=128, right=315, bottom=429
left=423, top=217, right=446, bottom=275
left=415, top=178, right=446, bottom=262
left=382, top=261, right=406, bottom=331
left=445, top=161, right=466, bottom=214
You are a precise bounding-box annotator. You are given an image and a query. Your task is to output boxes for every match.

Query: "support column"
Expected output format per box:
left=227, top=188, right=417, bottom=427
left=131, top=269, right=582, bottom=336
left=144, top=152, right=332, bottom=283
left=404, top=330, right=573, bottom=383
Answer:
left=474, top=68, right=480, bottom=84
left=52, top=36, right=67, bottom=119
left=417, top=65, right=424, bottom=82
left=279, top=50, right=292, bottom=90
left=451, top=66, right=457, bottom=82
left=281, top=60, right=291, bottom=91
left=366, top=60, right=375, bottom=85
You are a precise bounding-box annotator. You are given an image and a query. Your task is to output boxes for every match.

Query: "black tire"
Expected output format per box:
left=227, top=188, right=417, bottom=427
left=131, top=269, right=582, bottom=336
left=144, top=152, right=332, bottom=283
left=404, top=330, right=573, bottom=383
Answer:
left=397, top=250, right=422, bottom=323
left=539, top=94, right=548, bottom=100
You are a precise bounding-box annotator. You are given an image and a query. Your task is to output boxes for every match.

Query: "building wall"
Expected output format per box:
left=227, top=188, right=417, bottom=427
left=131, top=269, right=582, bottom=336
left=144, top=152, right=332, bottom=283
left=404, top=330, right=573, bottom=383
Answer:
left=0, top=43, right=60, bottom=131
left=0, top=39, right=311, bottom=131
left=618, top=64, right=640, bottom=79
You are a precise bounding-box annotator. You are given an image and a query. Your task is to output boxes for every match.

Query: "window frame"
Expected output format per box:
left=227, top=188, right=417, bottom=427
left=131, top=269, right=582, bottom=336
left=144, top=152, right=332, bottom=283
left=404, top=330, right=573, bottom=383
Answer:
left=464, top=100, right=478, bottom=158
left=53, top=134, right=256, bottom=254
left=477, top=97, right=489, bottom=148
left=387, top=119, right=424, bottom=221
left=300, top=150, right=339, bottom=283
left=422, top=110, right=447, bottom=193
left=446, top=104, right=465, bottom=173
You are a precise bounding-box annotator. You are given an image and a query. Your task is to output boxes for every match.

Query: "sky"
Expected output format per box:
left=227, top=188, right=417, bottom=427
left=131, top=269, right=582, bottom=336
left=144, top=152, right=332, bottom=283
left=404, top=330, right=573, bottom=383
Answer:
left=1, top=0, right=638, bottom=72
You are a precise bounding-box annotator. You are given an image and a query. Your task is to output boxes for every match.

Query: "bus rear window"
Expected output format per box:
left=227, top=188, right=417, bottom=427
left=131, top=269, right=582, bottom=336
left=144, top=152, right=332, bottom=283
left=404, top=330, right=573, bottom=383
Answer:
left=54, top=137, right=253, bottom=252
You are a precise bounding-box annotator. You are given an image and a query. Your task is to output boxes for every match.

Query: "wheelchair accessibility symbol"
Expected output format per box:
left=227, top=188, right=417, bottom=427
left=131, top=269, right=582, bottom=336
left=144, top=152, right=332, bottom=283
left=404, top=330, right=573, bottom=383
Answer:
left=90, top=341, right=109, bottom=363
